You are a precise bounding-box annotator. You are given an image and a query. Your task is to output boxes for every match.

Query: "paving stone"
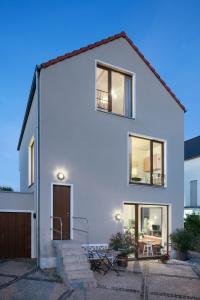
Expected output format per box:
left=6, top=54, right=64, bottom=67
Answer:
left=0, top=278, right=68, bottom=300
left=148, top=295, right=179, bottom=300
left=70, top=287, right=141, bottom=300
left=95, top=271, right=142, bottom=292
left=148, top=261, right=198, bottom=278
left=0, top=275, right=14, bottom=286
left=148, top=275, right=200, bottom=298
left=0, top=261, right=34, bottom=276
left=26, top=268, right=61, bottom=282
left=127, top=260, right=145, bottom=273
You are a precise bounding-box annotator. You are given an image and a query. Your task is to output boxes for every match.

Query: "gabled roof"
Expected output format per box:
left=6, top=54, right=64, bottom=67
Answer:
left=39, top=31, right=186, bottom=112
left=17, top=31, right=186, bottom=150
left=185, top=136, right=200, bottom=160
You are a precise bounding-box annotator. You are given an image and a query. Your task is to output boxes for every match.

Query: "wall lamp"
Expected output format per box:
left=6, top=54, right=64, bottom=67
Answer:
left=115, top=213, right=121, bottom=222
left=57, top=172, right=65, bottom=180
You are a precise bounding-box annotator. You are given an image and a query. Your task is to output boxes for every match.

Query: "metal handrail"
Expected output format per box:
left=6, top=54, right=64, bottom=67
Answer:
left=50, top=216, right=63, bottom=241
left=72, top=216, right=89, bottom=246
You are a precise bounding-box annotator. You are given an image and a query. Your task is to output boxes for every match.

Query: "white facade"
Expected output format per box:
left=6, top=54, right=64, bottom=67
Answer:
left=17, top=33, right=185, bottom=268
left=184, top=157, right=200, bottom=214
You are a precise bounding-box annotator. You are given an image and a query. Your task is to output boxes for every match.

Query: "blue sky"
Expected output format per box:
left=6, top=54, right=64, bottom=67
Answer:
left=0, top=0, right=199, bottom=190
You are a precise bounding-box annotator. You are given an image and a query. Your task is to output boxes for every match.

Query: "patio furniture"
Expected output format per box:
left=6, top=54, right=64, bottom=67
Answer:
left=143, top=241, right=153, bottom=256
left=82, top=244, right=120, bottom=274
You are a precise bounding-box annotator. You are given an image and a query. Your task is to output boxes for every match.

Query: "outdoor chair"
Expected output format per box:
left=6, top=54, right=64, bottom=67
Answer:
left=82, top=243, right=120, bottom=274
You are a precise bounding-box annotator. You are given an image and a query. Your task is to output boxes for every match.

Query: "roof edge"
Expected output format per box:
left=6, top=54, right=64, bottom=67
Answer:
left=39, top=31, right=186, bottom=112
left=17, top=72, right=36, bottom=150
left=18, top=31, right=187, bottom=150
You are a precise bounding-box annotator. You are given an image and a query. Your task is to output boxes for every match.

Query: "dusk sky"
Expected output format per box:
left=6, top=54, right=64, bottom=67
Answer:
left=0, top=0, right=200, bottom=191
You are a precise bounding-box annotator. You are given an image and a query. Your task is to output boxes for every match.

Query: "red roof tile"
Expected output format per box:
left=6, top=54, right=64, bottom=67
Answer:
left=39, top=31, right=186, bottom=112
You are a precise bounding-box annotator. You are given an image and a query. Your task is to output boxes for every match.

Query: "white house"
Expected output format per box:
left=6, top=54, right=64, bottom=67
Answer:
left=184, top=136, right=200, bottom=215
left=0, top=32, right=186, bottom=278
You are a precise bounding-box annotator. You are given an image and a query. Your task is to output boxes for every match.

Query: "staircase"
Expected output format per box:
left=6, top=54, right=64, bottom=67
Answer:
left=53, top=240, right=96, bottom=288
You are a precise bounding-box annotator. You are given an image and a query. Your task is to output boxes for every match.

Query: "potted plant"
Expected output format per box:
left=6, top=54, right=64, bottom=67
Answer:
left=109, top=231, right=135, bottom=267
left=160, top=253, right=170, bottom=264
left=170, top=229, right=193, bottom=260
left=117, top=248, right=133, bottom=267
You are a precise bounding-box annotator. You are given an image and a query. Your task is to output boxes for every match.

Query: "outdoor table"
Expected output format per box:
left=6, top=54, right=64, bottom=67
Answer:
left=88, top=249, right=120, bottom=275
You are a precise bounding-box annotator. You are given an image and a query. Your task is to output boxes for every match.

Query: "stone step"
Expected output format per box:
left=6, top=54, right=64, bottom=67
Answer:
left=63, top=254, right=88, bottom=264
left=61, top=248, right=85, bottom=256
left=64, top=262, right=90, bottom=271
left=67, top=269, right=94, bottom=280
left=54, top=241, right=82, bottom=248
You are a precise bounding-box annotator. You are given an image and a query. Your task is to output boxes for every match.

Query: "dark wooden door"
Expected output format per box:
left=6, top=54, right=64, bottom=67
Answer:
left=0, top=212, right=31, bottom=258
left=53, top=185, right=70, bottom=240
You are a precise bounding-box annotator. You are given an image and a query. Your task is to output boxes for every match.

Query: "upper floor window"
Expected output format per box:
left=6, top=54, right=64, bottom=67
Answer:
left=28, top=137, right=34, bottom=186
left=129, top=135, right=164, bottom=186
left=96, top=64, right=133, bottom=118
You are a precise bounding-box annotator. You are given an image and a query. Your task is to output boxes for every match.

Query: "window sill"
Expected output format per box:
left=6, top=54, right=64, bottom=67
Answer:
left=96, top=108, right=135, bottom=120
left=129, top=182, right=166, bottom=188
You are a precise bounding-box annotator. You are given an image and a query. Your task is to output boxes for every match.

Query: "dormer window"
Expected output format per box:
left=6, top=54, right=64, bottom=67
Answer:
left=96, top=64, right=133, bottom=118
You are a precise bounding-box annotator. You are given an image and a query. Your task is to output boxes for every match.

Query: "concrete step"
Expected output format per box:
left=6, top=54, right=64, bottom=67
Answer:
left=67, top=269, right=94, bottom=280
left=64, top=262, right=90, bottom=272
left=54, top=240, right=82, bottom=249
left=61, top=249, right=85, bottom=256
left=63, top=254, right=88, bottom=264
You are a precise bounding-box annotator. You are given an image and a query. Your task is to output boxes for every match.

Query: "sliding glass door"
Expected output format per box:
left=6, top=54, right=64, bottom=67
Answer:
left=124, top=203, right=168, bottom=259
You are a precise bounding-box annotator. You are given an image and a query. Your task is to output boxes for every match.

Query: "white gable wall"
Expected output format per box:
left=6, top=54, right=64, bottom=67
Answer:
left=37, top=37, right=184, bottom=265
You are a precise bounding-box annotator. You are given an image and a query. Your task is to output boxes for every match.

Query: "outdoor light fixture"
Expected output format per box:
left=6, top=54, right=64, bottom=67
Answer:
left=57, top=172, right=65, bottom=180
left=115, top=213, right=121, bottom=221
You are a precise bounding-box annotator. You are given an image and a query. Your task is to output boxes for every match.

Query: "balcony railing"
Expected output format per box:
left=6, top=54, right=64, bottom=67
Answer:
left=96, top=89, right=110, bottom=111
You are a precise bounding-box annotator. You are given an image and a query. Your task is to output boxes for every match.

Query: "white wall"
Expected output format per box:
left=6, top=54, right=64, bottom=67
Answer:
left=37, top=37, right=184, bottom=267
left=184, top=157, right=200, bottom=207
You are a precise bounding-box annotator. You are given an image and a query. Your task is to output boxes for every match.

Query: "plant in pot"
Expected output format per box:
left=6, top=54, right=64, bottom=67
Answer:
left=109, top=231, right=135, bottom=267
left=170, top=229, right=193, bottom=260
left=160, top=253, right=170, bottom=264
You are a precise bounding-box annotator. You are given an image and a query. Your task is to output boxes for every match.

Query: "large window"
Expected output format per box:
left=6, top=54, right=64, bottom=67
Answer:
left=124, top=203, right=168, bottom=258
left=96, top=64, right=132, bottom=117
left=129, top=135, right=164, bottom=186
left=28, top=137, right=34, bottom=186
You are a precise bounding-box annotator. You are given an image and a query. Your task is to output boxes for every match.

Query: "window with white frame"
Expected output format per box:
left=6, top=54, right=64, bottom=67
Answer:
left=129, top=135, right=165, bottom=186
left=96, top=64, right=133, bottom=117
left=28, top=137, right=34, bottom=186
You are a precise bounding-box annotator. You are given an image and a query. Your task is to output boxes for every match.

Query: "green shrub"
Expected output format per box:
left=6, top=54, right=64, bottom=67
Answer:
left=109, top=231, right=135, bottom=254
left=184, top=213, right=200, bottom=237
left=170, top=229, right=193, bottom=252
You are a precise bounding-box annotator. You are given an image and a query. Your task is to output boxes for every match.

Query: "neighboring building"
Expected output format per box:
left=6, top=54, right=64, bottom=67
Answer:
left=184, top=136, right=200, bottom=215
left=15, top=32, right=185, bottom=268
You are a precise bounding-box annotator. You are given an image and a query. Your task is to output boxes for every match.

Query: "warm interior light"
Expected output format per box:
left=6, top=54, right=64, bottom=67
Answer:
left=115, top=213, right=121, bottom=221
left=132, top=167, right=138, bottom=177
left=57, top=172, right=65, bottom=180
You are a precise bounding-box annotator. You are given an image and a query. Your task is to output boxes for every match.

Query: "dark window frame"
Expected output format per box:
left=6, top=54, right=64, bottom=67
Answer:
left=129, top=135, right=165, bottom=187
left=96, top=64, right=132, bottom=117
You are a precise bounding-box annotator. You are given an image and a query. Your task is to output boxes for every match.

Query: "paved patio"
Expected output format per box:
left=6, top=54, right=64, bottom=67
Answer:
left=0, top=259, right=199, bottom=299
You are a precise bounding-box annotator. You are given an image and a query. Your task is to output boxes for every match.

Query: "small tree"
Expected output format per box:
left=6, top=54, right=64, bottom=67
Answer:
left=0, top=186, right=13, bottom=192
